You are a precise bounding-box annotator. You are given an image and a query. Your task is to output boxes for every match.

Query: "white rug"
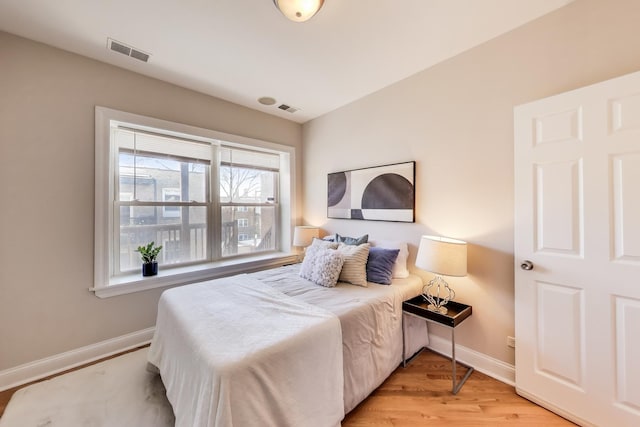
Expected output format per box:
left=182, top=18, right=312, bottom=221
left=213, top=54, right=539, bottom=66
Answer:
left=0, top=348, right=175, bottom=427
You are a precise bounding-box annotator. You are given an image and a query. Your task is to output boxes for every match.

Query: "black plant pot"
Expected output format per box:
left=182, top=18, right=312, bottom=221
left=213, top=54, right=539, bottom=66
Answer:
left=142, top=262, right=158, bottom=277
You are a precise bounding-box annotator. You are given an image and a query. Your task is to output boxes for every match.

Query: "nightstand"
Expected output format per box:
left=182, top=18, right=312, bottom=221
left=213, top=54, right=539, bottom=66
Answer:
left=402, top=295, right=474, bottom=394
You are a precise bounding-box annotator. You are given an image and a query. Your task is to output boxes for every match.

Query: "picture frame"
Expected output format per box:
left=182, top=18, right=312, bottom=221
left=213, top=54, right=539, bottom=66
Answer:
left=327, top=161, right=415, bottom=222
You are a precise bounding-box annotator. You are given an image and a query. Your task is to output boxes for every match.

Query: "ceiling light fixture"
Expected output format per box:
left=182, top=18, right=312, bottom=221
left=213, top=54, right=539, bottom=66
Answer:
left=273, top=0, right=324, bottom=22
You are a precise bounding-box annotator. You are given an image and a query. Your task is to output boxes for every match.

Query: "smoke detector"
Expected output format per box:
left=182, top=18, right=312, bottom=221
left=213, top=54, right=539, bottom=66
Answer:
left=277, top=104, right=299, bottom=113
left=107, top=38, right=150, bottom=63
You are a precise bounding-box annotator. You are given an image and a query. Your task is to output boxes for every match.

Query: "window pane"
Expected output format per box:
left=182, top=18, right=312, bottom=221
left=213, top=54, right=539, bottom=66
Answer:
left=119, top=151, right=208, bottom=203
left=221, top=206, right=276, bottom=257
left=219, top=166, right=276, bottom=203
left=119, top=206, right=208, bottom=271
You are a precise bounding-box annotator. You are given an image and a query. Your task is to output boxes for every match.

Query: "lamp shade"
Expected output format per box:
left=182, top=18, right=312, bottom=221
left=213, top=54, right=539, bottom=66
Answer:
left=415, top=235, right=467, bottom=277
left=273, top=0, right=324, bottom=22
left=293, top=226, right=319, bottom=247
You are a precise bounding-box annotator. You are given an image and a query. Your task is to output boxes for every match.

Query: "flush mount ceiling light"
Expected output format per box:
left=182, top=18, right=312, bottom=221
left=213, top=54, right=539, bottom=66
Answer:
left=273, top=0, right=324, bottom=22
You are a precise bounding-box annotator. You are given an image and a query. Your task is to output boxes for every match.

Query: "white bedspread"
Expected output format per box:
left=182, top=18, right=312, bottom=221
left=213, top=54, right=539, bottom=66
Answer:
left=148, top=274, right=344, bottom=427
left=252, top=265, right=428, bottom=413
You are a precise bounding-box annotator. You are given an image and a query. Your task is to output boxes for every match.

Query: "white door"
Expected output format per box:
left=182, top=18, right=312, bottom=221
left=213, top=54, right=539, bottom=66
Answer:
left=514, top=71, right=640, bottom=427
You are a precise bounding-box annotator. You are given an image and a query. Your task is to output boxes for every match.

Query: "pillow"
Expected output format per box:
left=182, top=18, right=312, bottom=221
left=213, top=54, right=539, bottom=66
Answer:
left=372, top=240, right=409, bottom=278
left=335, top=233, right=369, bottom=246
left=308, top=237, right=339, bottom=250
left=336, top=242, right=370, bottom=287
left=299, top=244, right=344, bottom=287
left=366, top=247, right=400, bottom=285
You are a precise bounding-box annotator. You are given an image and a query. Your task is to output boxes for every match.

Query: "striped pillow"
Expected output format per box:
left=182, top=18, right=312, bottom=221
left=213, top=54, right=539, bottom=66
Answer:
left=336, top=242, right=370, bottom=287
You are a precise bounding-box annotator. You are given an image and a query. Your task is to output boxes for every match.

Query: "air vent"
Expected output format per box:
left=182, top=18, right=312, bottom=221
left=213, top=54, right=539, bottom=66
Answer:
left=277, top=104, right=299, bottom=113
left=107, top=38, right=150, bottom=63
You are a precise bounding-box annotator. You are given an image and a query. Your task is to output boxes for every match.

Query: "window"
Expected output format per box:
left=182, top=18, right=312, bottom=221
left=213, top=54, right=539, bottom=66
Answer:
left=94, top=107, right=296, bottom=297
left=115, top=128, right=210, bottom=272
left=220, top=147, right=279, bottom=257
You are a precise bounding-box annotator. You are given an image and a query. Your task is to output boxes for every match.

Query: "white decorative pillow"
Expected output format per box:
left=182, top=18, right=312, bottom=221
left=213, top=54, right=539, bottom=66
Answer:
left=336, top=242, right=370, bottom=287
left=372, top=240, right=409, bottom=278
left=308, top=237, right=339, bottom=250
left=299, top=244, right=344, bottom=288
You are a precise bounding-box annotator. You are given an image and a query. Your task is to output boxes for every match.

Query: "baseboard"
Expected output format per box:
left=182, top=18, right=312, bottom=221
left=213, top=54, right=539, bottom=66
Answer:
left=0, top=327, right=155, bottom=392
left=516, top=387, right=595, bottom=427
left=426, top=332, right=515, bottom=386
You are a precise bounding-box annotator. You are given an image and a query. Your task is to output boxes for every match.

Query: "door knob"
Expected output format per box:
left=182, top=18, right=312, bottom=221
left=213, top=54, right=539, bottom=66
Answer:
left=520, top=260, right=534, bottom=271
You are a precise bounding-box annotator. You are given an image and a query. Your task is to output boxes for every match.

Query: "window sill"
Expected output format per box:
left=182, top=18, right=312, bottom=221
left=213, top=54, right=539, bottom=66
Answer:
left=91, top=252, right=298, bottom=298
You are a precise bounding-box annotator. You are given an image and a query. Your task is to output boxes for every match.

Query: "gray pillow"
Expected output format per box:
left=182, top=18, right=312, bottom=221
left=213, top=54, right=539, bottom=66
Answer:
left=299, top=243, right=344, bottom=287
left=335, top=233, right=369, bottom=246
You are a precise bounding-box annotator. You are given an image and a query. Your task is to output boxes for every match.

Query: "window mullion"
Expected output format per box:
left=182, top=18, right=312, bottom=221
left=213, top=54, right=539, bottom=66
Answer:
left=210, top=145, right=221, bottom=261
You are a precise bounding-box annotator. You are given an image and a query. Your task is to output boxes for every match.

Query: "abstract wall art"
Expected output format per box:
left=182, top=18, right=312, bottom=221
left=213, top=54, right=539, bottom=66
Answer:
left=327, top=161, right=415, bottom=222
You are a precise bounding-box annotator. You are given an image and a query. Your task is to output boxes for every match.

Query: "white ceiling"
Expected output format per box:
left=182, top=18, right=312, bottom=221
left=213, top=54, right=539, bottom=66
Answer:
left=0, top=0, right=573, bottom=123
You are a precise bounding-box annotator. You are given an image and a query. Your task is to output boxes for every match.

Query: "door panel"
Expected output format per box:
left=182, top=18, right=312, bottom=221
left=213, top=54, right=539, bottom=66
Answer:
left=534, top=108, right=582, bottom=145
left=612, top=153, right=640, bottom=262
left=611, top=93, right=640, bottom=133
left=536, top=281, right=584, bottom=387
left=515, top=70, right=640, bottom=426
left=615, top=296, right=640, bottom=414
left=535, top=160, right=583, bottom=255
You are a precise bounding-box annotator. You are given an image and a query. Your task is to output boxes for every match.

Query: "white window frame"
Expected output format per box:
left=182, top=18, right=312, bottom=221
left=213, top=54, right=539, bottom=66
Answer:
left=93, top=106, right=297, bottom=298
left=237, top=218, right=249, bottom=228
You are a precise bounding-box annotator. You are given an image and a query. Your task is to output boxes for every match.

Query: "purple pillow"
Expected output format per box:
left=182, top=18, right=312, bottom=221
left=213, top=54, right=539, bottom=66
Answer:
left=366, top=247, right=400, bottom=285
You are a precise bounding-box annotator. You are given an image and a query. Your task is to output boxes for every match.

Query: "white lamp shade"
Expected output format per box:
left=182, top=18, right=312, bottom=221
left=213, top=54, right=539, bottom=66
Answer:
left=293, top=226, right=319, bottom=247
left=273, top=0, right=324, bottom=22
left=415, top=235, right=467, bottom=277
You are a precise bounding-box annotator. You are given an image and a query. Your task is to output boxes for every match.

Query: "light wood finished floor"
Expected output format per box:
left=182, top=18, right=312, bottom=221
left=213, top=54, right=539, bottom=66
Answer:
left=344, top=350, right=575, bottom=426
left=1, top=348, right=575, bottom=425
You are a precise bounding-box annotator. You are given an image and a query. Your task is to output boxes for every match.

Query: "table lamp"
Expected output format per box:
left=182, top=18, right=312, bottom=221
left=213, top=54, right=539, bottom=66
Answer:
left=415, top=235, right=467, bottom=314
left=293, top=226, right=319, bottom=260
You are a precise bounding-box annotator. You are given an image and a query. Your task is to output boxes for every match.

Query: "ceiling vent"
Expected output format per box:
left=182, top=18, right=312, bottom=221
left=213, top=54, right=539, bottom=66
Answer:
left=277, top=104, right=299, bottom=113
left=107, top=38, right=150, bottom=63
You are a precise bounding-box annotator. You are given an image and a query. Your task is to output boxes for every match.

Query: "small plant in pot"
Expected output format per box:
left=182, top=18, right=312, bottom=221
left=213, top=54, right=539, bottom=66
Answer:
left=136, top=241, right=163, bottom=277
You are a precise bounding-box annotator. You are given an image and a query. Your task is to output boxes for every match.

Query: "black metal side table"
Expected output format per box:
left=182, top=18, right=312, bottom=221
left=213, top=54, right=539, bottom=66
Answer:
left=402, top=295, right=474, bottom=394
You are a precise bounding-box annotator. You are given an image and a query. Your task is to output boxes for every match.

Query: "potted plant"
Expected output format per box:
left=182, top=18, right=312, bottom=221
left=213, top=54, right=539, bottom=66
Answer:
left=135, top=241, right=163, bottom=277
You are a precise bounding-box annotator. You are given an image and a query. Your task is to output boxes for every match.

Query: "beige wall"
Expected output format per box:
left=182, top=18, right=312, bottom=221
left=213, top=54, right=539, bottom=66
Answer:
left=302, top=0, right=640, bottom=364
left=0, top=32, right=302, bottom=370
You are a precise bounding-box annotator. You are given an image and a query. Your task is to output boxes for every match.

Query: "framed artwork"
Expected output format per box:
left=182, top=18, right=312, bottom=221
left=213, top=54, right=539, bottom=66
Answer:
left=327, top=161, right=415, bottom=222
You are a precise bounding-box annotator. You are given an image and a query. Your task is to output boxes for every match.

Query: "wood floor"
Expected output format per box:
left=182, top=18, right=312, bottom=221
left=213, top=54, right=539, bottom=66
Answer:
left=0, top=348, right=575, bottom=426
left=343, top=350, right=575, bottom=426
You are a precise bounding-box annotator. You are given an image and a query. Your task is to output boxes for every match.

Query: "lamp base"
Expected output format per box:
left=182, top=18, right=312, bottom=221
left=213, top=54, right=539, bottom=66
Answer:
left=427, top=304, right=449, bottom=315
left=422, top=275, right=455, bottom=315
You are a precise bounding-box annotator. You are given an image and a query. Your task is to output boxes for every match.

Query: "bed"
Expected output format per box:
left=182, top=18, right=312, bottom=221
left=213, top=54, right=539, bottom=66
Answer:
left=148, top=263, right=429, bottom=427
